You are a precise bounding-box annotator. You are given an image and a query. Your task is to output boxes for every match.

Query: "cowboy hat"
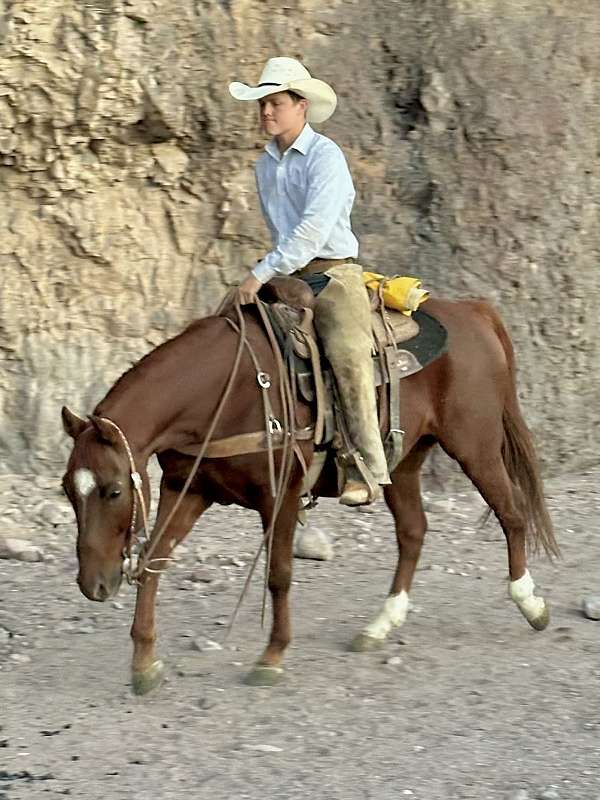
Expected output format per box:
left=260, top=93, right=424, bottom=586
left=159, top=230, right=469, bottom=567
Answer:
left=229, top=57, right=337, bottom=124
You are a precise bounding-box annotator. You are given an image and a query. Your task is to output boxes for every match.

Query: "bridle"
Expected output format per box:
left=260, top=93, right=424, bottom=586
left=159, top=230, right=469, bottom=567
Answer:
left=94, top=417, right=156, bottom=582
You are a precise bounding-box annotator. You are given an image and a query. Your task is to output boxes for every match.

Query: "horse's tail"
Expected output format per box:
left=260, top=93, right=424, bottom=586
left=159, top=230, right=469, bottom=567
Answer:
left=481, top=304, right=560, bottom=559
left=501, top=404, right=560, bottom=558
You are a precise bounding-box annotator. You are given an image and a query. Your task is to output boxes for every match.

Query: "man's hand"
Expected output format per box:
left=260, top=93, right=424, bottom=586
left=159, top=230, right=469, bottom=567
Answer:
left=236, top=273, right=263, bottom=305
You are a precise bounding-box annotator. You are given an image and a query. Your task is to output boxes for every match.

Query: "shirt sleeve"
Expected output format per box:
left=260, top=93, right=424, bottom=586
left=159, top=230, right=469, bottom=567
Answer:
left=252, top=145, right=354, bottom=284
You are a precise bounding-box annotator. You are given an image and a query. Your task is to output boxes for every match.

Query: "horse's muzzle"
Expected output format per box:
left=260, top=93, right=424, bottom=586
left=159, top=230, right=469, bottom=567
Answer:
left=77, top=571, right=122, bottom=602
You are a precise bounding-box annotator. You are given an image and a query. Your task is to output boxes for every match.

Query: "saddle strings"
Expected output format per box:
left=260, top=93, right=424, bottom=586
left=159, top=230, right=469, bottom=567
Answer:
left=222, top=300, right=301, bottom=635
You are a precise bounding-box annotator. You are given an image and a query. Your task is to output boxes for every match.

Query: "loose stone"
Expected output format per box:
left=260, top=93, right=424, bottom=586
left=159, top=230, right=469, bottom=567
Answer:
left=508, top=791, right=529, bottom=800
left=241, top=744, right=283, bottom=753
left=192, top=638, right=222, bottom=652
left=0, top=538, right=44, bottom=562
left=385, top=656, right=402, bottom=666
left=294, top=526, right=334, bottom=561
left=581, top=595, right=600, bottom=620
left=537, top=788, right=559, bottom=800
left=9, top=653, right=31, bottom=664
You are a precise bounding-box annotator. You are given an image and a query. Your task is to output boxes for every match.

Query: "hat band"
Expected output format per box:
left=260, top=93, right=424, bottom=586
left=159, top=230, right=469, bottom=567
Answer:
left=258, top=82, right=282, bottom=88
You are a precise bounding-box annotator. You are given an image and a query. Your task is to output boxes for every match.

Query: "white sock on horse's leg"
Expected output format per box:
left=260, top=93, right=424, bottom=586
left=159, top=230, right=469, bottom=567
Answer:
left=509, top=569, right=548, bottom=627
left=363, top=591, right=409, bottom=640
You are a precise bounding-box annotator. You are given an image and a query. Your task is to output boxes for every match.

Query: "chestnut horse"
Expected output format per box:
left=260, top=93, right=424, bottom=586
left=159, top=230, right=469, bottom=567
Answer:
left=61, top=297, right=558, bottom=694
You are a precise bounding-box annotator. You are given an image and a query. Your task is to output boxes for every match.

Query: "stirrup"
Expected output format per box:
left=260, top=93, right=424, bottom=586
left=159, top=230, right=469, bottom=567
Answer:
left=336, top=452, right=379, bottom=505
left=383, top=428, right=405, bottom=472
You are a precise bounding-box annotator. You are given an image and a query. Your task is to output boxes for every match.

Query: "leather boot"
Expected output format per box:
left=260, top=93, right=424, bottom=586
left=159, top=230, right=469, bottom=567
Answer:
left=339, top=479, right=382, bottom=506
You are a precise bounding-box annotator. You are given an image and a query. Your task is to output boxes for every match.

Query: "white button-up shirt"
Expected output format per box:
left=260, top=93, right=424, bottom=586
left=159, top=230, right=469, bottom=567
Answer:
left=252, top=123, right=359, bottom=284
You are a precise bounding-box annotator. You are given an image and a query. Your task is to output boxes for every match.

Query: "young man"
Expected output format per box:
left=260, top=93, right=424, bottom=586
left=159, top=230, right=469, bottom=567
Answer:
left=229, top=57, right=390, bottom=505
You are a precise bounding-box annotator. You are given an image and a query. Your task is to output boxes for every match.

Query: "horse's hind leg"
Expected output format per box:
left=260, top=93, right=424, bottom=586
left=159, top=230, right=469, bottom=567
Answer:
left=449, top=444, right=549, bottom=631
left=130, top=480, right=211, bottom=695
left=351, top=446, right=430, bottom=652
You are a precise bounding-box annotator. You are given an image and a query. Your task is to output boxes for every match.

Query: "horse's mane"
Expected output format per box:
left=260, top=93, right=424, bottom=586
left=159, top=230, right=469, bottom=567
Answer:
left=99, top=314, right=222, bottom=406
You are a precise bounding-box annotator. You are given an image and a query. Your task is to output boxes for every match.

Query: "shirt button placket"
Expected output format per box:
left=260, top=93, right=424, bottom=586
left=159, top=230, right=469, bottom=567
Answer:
left=275, top=157, right=284, bottom=231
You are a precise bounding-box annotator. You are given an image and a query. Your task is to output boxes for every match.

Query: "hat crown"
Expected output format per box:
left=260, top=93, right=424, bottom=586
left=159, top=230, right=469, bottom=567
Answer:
left=258, top=57, right=311, bottom=86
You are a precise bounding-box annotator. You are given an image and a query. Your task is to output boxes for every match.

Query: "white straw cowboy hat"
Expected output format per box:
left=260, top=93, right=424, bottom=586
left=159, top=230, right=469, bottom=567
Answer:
left=229, top=57, right=337, bottom=124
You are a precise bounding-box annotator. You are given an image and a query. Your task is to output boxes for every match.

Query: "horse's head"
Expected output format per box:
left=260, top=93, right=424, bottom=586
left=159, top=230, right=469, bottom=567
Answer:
left=61, top=407, right=149, bottom=602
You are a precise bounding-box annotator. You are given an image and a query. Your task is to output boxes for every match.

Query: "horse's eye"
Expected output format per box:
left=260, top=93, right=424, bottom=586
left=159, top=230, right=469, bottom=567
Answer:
left=108, top=489, right=121, bottom=500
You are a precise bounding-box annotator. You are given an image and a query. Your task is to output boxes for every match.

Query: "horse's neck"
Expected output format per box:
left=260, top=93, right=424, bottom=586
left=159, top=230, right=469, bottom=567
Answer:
left=95, top=317, right=237, bottom=459
left=97, top=390, right=169, bottom=461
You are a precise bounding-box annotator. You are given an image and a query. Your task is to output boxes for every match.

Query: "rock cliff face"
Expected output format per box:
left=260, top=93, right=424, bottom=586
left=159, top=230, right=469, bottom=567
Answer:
left=1, top=0, right=598, bottom=474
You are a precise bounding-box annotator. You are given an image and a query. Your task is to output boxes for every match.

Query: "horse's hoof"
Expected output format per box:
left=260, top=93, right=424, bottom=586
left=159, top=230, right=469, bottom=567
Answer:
left=244, top=664, right=284, bottom=687
left=349, top=633, right=384, bottom=652
left=132, top=659, right=165, bottom=695
left=526, top=601, right=550, bottom=631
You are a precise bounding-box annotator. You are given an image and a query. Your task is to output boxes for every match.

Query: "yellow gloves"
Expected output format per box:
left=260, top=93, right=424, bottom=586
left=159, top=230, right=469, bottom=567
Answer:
left=362, top=272, right=429, bottom=316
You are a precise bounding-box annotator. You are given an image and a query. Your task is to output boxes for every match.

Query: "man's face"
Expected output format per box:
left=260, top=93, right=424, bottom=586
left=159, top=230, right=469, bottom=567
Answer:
left=258, top=91, right=307, bottom=137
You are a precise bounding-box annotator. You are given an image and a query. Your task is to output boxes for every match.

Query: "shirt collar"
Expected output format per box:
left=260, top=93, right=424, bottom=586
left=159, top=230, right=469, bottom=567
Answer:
left=291, top=123, right=315, bottom=155
left=264, top=124, right=315, bottom=161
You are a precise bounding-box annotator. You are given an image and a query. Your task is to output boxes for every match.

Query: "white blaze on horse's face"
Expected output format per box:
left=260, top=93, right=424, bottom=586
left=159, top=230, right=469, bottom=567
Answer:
left=73, top=468, right=97, bottom=498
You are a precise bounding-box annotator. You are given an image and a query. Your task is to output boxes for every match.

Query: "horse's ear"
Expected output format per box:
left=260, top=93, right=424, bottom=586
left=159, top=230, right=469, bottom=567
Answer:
left=88, top=415, right=120, bottom=446
left=61, top=406, right=88, bottom=439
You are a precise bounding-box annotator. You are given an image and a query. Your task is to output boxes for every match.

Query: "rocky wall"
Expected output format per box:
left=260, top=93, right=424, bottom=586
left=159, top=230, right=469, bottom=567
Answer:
left=0, top=0, right=598, bottom=474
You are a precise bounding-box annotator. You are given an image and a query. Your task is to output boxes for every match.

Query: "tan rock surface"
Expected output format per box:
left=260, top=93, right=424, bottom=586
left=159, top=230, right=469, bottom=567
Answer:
left=0, top=1, right=598, bottom=473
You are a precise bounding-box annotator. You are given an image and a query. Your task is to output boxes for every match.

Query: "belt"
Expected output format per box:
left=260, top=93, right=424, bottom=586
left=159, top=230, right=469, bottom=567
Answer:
left=296, top=257, right=355, bottom=277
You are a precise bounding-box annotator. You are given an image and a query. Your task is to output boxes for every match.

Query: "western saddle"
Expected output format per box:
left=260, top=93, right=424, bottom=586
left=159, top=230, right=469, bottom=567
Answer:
left=258, top=276, right=425, bottom=495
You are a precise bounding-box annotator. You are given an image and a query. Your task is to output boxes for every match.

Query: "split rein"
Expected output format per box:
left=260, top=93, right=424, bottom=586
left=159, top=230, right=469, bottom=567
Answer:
left=103, top=300, right=301, bottom=629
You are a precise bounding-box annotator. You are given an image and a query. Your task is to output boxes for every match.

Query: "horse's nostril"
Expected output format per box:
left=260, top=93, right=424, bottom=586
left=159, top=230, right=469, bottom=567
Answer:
left=96, top=582, right=109, bottom=601
left=77, top=572, right=119, bottom=602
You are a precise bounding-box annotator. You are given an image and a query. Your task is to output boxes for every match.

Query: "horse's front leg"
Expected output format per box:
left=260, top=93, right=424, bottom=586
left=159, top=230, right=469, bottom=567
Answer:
left=131, top=481, right=210, bottom=695
left=245, top=488, right=300, bottom=687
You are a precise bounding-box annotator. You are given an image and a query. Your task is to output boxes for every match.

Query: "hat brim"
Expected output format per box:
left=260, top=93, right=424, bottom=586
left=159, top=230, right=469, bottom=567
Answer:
left=228, top=78, right=337, bottom=124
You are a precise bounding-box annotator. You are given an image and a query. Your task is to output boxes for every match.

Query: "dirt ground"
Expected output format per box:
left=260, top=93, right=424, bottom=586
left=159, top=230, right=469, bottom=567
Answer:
left=1, top=463, right=599, bottom=800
